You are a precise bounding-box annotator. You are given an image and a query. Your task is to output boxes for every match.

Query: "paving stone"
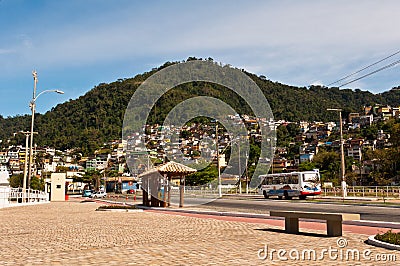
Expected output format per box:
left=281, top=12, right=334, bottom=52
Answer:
left=0, top=201, right=398, bottom=265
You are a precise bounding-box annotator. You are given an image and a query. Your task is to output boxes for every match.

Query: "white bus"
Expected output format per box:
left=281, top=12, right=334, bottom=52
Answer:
left=258, top=170, right=321, bottom=200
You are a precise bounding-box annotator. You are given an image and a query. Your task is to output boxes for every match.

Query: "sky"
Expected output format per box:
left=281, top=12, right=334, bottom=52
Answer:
left=0, top=0, right=399, bottom=117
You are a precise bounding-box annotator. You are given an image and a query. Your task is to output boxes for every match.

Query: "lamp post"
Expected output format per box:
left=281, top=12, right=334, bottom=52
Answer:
left=19, top=131, right=37, bottom=193
left=27, top=71, right=64, bottom=189
left=327, top=108, right=347, bottom=198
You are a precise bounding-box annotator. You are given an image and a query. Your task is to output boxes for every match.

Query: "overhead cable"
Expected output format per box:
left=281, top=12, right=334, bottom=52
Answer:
left=327, top=50, right=400, bottom=87
left=337, top=59, right=400, bottom=87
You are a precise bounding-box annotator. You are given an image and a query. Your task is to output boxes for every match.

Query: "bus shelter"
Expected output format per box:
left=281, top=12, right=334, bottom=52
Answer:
left=139, top=161, right=196, bottom=208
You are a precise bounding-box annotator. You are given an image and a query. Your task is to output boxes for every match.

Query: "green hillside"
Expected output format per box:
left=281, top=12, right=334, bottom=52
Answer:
left=1, top=58, right=399, bottom=154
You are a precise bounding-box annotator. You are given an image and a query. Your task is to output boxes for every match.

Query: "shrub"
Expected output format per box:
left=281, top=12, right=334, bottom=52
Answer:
left=375, top=230, right=400, bottom=245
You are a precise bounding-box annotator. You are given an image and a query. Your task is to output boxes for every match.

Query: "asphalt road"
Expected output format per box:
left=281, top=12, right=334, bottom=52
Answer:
left=202, top=197, right=400, bottom=223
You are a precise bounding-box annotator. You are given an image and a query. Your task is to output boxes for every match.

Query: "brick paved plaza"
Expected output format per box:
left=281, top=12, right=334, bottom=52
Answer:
left=0, top=201, right=398, bottom=265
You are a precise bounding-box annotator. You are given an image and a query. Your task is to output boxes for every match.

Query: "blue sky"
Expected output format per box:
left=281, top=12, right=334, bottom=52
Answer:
left=0, top=0, right=399, bottom=117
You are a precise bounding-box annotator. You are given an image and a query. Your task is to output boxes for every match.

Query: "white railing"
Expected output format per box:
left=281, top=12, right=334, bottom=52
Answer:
left=322, top=186, right=400, bottom=199
left=145, top=185, right=400, bottom=199
left=168, top=186, right=259, bottom=197
left=0, top=186, right=49, bottom=208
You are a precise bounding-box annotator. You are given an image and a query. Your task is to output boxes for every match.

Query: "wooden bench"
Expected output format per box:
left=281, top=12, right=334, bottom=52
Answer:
left=269, top=211, right=360, bottom=237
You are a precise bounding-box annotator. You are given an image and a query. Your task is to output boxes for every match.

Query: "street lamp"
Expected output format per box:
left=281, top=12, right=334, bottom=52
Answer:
left=327, top=108, right=347, bottom=198
left=27, top=71, right=64, bottom=189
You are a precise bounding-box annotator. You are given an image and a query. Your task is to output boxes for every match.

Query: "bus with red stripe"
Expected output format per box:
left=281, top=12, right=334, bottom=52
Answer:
left=258, top=170, right=321, bottom=200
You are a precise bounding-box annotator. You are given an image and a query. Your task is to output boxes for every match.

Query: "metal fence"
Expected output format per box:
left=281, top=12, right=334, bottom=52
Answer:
left=173, top=185, right=400, bottom=198
left=323, top=186, right=400, bottom=198
left=140, top=185, right=400, bottom=199
left=169, top=186, right=259, bottom=197
left=0, top=187, right=48, bottom=208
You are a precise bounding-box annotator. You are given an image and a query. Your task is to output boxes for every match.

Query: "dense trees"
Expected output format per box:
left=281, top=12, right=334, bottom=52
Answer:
left=8, top=174, right=44, bottom=190
left=186, top=165, right=218, bottom=186
left=1, top=58, right=399, bottom=157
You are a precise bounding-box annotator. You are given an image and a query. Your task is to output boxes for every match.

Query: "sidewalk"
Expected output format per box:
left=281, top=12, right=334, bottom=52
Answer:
left=0, top=200, right=398, bottom=265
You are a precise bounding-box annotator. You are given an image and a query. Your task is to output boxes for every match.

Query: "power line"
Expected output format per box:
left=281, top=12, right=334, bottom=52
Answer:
left=327, top=50, right=400, bottom=87
left=337, top=58, right=400, bottom=88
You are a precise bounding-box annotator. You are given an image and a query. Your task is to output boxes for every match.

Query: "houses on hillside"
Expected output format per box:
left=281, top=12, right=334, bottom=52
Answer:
left=1, top=103, right=399, bottom=187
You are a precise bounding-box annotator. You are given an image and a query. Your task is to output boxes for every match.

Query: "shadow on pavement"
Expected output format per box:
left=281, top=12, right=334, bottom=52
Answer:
left=254, top=228, right=337, bottom=238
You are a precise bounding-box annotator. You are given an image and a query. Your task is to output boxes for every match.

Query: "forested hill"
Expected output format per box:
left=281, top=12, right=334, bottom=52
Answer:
left=1, top=59, right=399, bottom=154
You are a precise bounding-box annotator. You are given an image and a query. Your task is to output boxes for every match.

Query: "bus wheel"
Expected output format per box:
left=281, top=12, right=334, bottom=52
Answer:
left=299, top=195, right=306, bottom=200
left=263, top=191, right=269, bottom=199
left=278, top=196, right=283, bottom=200
left=284, top=191, right=292, bottom=200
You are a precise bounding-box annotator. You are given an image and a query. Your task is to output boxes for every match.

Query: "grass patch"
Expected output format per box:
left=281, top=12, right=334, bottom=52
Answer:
left=97, top=204, right=137, bottom=210
left=375, top=230, right=400, bottom=245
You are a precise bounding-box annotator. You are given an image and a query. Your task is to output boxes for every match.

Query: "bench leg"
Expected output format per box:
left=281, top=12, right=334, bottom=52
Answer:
left=327, top=220, right=342, bottom=236
left=285, top=218, right=299, bottom=234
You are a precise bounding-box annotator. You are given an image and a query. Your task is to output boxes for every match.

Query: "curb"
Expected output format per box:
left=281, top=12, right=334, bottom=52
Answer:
left=366, top=235, right=400, bottom=251
left=345, top=220, right=400, bottom=229
left=96, top=208, right=143, bottom=213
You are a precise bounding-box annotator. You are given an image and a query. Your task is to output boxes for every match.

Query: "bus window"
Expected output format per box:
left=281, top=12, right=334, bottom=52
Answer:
left=303, top=173, right=319, bottom=182
left=260, top=177, right=268, bottom=186
left=272, top=177, right=280, bottom=185
left=261, top=176, right=273, bottom=185
left=289, top=174, right=298, bottom=184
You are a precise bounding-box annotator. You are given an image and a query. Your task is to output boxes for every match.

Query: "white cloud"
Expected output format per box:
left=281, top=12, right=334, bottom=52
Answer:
left=0, top=49, right=14, bottom=54
left=2, top=1, right=400, bottom=92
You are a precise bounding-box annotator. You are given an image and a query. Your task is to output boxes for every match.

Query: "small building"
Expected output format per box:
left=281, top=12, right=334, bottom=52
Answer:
left=348, top=113, right=360, bottom=124
left=272, top=157, right=287, bottom=173
left=46, top=173, right=72, bottom=201
left=347, top=139, right=364, bottom=161
left=359, top=115, right=374, bottom=128
left=300, top=153, right=314, bottom=163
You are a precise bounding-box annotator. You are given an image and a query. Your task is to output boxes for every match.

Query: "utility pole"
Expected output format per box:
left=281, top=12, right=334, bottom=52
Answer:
left=238, top=139, right=241, bottom=194
left=327, top=108, right=347, bottom=198
left=245, top=151, right=249, bottom=194
left=339, top=111, right=347, bottom=197
left=268, top=138, right=274, bottom=174
left=216, top=123, right=222, bottom=197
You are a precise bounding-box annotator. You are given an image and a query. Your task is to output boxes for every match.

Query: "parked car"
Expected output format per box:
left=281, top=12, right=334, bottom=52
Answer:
left=90, top=191, right=107, bottom=198
left=82, top=190, right=92, bottom=197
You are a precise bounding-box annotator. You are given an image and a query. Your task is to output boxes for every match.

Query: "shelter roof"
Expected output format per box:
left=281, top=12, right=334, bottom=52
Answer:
left=138, top=161, right=197, bottom=178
